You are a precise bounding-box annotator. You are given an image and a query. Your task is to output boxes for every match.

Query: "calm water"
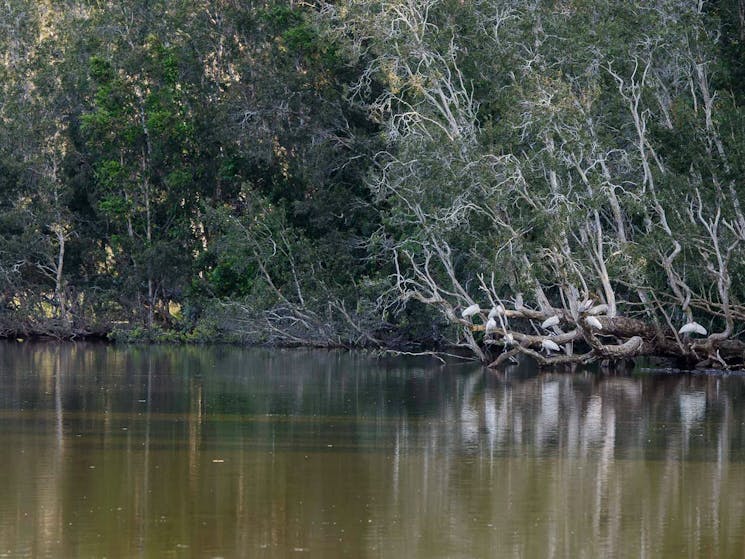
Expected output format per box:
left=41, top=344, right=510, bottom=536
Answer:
left=1, top=343, right=745, bottom=558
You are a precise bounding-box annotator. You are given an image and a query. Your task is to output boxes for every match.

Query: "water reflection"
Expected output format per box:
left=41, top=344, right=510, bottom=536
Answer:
left=0, top=343, right=744, bottom=558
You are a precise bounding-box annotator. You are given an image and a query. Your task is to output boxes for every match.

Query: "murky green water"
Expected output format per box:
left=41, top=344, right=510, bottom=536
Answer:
left=1, top=343, right=745, bottom=558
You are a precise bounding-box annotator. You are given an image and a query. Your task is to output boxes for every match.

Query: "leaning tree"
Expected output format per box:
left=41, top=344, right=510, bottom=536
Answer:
left=325, top=0, right=745, bottom=368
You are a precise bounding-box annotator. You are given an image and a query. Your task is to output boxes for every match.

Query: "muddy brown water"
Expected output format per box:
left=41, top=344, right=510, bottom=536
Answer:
left=1, top=342, right=744, bottom=558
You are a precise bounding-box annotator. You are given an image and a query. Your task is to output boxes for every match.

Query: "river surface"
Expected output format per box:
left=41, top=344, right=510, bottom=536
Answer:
left=1, top=343, right=745, bottom=558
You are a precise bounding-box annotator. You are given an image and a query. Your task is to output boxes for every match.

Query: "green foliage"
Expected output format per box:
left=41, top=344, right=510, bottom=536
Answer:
left=2, top=0, right=744, bottom=352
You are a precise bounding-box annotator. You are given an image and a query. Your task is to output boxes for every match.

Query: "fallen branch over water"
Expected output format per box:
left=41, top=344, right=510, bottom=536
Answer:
left=468, top=304, right=745, bottom=370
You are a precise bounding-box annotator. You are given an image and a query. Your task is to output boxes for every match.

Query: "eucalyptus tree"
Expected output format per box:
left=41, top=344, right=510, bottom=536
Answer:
left=80, top=1, right=217, bottom=329
left=188, top=1, right=387, bottom=346
left=0, top=0, right=87, bottom=332
left=327, top=0, right=745, bottom=367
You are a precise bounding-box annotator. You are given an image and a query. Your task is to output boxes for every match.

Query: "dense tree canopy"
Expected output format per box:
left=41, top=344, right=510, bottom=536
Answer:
left=1, top=0, right=745, bottom=368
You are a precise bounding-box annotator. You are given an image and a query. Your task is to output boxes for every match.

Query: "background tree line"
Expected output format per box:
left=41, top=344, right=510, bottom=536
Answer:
left=1, top=0, right=745, bottom=367
left=0, top=0, right=383, bottom=345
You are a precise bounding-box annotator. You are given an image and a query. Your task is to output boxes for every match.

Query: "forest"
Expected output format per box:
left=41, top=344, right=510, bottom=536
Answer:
left=2, top=0, right=745, bottom=369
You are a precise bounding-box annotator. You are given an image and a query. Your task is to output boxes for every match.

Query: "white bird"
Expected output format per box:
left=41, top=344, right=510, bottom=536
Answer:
left=585, top=316, right=603, bottom=330
left=541, top=315, right=560, bottom=329
left=488, top=305, right=505, bottom=319
left=678, top=321, right=707, bottom=336
left=485, top=317, right=498, bottom=332
left=541, top=339, right=561, bottom=353
left=461, top=304, right=480, bottom=319
left=514, top=293, right=524, bottom=310
left=586, top=304, right=608, bottom=316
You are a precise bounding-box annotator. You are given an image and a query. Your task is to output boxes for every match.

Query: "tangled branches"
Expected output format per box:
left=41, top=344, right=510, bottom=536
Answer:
left=461, top=296, right=744, bottom=370
left=333, top=0, right=745, bottom=370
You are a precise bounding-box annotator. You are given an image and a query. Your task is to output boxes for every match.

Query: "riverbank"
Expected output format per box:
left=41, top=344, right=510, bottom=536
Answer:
left=2, top=315, right=742, bottom=372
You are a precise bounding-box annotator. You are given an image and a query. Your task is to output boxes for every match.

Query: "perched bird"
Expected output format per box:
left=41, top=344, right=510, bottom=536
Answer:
left=541, top=339, right=561, bottom=353
left=541, top=315, right=560, bottom=329
left=678, top=321, right=707, bottom=336
left=514, top=293, right=524, bottom=310
left=586, top=304, right=608, bottom=316
left=488, top=305, right=505, bottom=319
left=585, top=316, right=603, bottom=330
left=485, top=317, right=498, bottom=332
left=461, top=304, right=480, bottom=319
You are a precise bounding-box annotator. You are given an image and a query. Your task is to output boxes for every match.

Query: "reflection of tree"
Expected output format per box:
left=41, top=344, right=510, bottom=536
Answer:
left=377, top=371, right=745, bottom=557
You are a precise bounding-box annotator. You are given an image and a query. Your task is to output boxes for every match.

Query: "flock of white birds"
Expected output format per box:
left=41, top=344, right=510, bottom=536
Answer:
left=460, top=301, right=707, bottom=355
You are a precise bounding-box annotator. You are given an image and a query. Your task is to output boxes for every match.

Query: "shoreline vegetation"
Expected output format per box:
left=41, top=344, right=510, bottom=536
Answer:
left=2, top=1, right=745, bottom=369
left=2, top=314, right=743, bottom=373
